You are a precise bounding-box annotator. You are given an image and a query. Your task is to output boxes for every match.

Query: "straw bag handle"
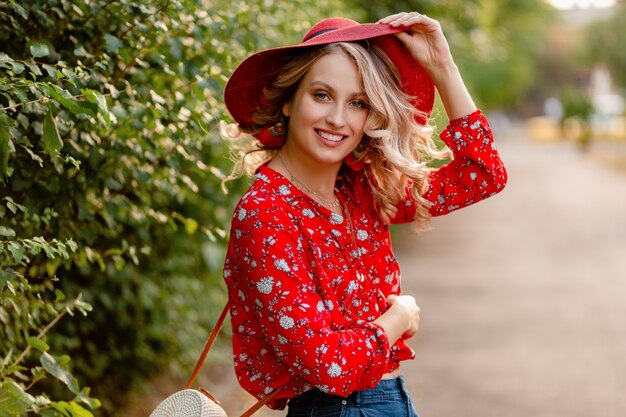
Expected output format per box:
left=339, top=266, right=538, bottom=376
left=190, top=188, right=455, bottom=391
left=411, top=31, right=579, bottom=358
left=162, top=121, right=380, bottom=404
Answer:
left=185, top=301, right=287, bottom=417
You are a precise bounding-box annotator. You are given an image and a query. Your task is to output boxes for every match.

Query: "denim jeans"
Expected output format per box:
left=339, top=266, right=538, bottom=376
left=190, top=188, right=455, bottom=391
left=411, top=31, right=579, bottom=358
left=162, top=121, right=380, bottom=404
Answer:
left=286, top=376, right=419, bottom=417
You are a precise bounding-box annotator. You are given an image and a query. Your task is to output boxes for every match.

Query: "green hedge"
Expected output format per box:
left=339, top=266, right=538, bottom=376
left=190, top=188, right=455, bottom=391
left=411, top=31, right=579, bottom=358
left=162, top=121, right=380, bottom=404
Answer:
left=0, top=0, right=354, bottom=415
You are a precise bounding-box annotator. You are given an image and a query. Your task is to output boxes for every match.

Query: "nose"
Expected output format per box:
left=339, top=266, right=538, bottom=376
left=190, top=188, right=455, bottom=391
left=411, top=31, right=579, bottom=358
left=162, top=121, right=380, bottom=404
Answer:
left=326, top=104, right=346, bottom=128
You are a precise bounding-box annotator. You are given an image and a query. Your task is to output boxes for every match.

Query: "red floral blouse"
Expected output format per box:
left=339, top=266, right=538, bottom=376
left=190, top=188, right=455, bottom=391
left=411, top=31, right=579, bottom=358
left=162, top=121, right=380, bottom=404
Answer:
left=223, top=110, right=507, bottom=409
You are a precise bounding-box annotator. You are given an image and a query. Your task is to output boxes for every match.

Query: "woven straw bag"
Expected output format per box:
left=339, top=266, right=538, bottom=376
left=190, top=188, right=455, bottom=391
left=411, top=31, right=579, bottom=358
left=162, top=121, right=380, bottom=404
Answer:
left=150, top=389, right=227, bottom=417
left=150, top=302, right=284, bottom=417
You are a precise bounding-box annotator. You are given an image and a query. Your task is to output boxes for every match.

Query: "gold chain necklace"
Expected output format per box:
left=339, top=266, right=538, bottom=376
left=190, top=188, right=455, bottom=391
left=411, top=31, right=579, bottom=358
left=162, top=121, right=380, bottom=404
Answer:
left=278, top=152, right=341, bottom=210
left=343, top=203, right=359, bottom=257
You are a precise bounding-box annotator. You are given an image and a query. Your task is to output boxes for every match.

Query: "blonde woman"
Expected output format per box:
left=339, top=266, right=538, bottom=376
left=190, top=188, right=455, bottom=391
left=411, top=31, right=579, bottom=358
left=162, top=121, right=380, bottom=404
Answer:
left=221, top=12, right=507, bottom=416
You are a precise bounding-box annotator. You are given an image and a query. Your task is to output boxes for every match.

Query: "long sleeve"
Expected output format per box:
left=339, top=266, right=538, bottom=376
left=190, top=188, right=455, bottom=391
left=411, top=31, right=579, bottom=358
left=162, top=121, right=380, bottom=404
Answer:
left=424, top=109, right=507, bottom=216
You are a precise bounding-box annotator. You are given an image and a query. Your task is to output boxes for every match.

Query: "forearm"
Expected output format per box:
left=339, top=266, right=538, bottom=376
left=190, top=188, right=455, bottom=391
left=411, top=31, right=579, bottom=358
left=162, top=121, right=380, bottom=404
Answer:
left=429, top=61, right=477, bottom=120
left=373, top=309, right=406, bottom=346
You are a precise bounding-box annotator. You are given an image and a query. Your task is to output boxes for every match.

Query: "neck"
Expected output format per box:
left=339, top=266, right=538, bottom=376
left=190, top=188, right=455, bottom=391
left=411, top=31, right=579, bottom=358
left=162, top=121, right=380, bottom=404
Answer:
left=275, top=149, right=340, bottom=199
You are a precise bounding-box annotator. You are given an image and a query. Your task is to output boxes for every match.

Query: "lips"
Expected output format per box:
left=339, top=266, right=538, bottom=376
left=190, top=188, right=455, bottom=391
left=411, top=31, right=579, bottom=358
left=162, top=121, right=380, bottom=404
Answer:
left=315, top=129, right=346, bottom=142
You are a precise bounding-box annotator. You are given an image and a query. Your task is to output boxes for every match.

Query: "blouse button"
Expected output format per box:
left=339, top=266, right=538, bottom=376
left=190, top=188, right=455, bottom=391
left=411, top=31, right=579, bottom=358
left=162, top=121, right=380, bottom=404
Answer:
left=341, top=400, right=347, bottom=405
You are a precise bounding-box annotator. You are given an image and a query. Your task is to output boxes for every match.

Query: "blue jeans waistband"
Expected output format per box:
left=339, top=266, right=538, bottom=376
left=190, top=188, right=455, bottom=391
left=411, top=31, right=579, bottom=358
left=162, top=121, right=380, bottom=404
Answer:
left=291, top=375, right=409, bottom=406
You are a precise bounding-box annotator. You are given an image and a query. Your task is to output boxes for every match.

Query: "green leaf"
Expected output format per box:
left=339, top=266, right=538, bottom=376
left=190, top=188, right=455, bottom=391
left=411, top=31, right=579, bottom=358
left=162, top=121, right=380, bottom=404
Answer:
left=73, top=296, right=92, bottom=316
left=28, top=337, right=50, bottom=352
left=0, top=226, right=15, bottom=237
left=39, top=409, right=63, bottom=417
left=10, top=62, right=24, bottom=75
left=31, top=366, right=47, bottom=382
left=3, top=197, right=26, bottom=214
left=66, top=239, right=78, bottom=252
left=40, top=352, right=80, bottom=395
left=185, top=218, right=198, bottom=234
left=0, top=380, right=33, bottom=417
left=45, top=259, right=62, bottom=277
left=43, top=106, right=63, bottom=158
left=30, top=43, right=51, bottom=58
left=43, top=64, right=58, bottom=78
left=53, top=401, right=94, bottom=417
left=3, top=364, right=27, bottom=377
left=75, top=387, right=101, bottom=410
left=139, top=4, right=152, bottom=14
left=43, top=244, right=59, bottom=259
left=28, top=240, right=43, bottom=255
left=24, top=61, right=43, bottom=77
left=55, top=289, right=66, bottom=301
left=0, top=115, right=9, bottom=179
left=81, top=89, right=109, bottom=125
left=7, top=242, right=25, bottom=263
left=0, top=53, right=11, bottom=64
left=46, top=87, right=97, bottom=117
left=56, top=241, right=70, bottom=259
left=74, top=46, right=91, bottom=57
left=104, top=34, right=123, bottom=53
left=0, top=269, right=17, bottom=291
left=8, top=2, right=28, bottom=20
left=2, top=348, right=13, bottom=370
left=2, top=197, right=19, bottom=211
left=65, top=155, right=81, bottom=169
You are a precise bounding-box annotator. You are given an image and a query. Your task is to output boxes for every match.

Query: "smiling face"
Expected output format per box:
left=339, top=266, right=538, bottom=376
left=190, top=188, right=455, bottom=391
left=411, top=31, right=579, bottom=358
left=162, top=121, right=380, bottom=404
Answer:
left=282, top=51, right=369, bottom=171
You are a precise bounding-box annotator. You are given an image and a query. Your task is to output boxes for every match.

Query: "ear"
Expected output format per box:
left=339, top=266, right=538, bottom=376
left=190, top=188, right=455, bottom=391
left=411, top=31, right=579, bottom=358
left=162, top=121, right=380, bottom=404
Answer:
left=282, top=102, right=290, bottom=118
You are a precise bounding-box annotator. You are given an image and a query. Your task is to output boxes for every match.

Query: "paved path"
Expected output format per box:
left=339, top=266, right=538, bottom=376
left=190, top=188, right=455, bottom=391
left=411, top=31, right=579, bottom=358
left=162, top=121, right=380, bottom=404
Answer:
left=136, top=126, right=626, bottom=416
left=395, top=126, right=626, bottom=417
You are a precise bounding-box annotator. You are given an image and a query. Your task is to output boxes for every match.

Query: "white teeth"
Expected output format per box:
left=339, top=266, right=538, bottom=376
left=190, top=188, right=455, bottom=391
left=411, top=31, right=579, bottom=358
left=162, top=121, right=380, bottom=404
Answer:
left=317, top=130, right=344, bottom=142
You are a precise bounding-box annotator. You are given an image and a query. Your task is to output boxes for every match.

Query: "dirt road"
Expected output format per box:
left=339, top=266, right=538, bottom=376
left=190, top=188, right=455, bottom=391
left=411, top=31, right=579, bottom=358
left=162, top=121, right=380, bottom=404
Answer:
left=140, top=126, right=626, bottom=417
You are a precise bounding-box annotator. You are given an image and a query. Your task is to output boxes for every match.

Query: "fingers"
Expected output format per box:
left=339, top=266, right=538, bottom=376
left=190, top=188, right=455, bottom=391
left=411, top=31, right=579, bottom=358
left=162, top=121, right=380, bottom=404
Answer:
left=378, top=11, right=434, bottom=28
left=386, top=294, right=421, bottom=338
left=393, top=30, right=414, bottom=49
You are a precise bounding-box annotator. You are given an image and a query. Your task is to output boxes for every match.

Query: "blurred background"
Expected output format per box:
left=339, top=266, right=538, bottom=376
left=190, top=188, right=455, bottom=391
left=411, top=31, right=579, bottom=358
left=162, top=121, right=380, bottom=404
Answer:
left=1, top=0, right=625, bottom=416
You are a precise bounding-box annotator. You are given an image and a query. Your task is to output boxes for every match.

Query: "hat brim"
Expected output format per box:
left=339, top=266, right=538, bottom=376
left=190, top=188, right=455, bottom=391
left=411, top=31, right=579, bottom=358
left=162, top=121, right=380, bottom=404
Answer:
left=224, top=22, right=434, bottom=132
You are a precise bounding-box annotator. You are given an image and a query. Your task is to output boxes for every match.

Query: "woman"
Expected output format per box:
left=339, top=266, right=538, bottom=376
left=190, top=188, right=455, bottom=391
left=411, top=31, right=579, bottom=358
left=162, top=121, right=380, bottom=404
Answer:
left=221, top=12, right=507, bottom=416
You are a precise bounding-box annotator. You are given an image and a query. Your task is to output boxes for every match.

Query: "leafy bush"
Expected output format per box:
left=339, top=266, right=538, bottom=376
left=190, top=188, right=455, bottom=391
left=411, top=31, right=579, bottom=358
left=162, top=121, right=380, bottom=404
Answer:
left=1, top=0, right=354, bottom=415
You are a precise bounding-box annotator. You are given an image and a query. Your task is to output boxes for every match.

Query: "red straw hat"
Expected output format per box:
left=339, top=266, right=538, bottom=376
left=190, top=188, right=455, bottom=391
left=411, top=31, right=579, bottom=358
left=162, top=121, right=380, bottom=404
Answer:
left=224, top=17, right=434, bottom=146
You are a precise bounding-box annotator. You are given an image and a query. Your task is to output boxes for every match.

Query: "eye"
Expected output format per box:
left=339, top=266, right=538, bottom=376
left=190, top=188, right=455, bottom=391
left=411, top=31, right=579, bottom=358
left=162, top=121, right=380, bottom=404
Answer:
left=314, top=91, right=330, bottom=101
left=350, top=100, right=369, bottom=110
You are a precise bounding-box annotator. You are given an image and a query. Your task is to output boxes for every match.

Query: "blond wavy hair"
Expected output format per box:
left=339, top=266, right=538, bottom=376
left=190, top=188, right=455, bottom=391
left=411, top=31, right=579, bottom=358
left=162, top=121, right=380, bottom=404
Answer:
left=221, top=41, right=450, bottom=229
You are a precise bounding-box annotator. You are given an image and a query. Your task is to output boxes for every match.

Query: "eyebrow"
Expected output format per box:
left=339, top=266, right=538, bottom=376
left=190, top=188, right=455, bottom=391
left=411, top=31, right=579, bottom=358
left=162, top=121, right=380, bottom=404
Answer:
left=309, top=80, right=367, bottom=99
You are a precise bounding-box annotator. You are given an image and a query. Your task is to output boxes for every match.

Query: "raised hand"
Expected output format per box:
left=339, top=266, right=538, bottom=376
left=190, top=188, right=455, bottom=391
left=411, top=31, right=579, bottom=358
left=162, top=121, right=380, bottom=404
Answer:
left=379, top=11, right=476, bottom=119
left=378, top=12, right=454, bottom=74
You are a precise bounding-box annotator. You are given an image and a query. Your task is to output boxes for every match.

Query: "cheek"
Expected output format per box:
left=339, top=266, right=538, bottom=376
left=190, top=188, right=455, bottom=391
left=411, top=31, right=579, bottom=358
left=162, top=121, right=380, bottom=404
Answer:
left=293, top=99, right=324, bottom=123
left=349, top=112, right=368, bottom=133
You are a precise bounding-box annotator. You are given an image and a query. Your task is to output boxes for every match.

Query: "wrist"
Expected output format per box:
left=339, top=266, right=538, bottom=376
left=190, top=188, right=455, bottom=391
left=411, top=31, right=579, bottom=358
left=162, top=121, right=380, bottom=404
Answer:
left=373, top=305, right=410, bottom=345
left=388, top=302, right=412, bottom=332
left=426, top=60, right=460, bottom=88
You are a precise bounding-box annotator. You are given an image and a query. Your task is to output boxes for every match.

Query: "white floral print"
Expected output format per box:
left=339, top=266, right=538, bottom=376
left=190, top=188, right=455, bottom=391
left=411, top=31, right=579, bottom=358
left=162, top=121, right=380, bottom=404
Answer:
left=223, top=110, right=507, bottom=409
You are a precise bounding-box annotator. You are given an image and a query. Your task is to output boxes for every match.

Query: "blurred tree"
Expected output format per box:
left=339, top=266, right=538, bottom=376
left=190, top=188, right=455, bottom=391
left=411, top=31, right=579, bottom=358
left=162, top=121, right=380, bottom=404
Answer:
left=346, top=0, right=552, bottom=112
left=584, top=1, right=626, bottom=88
left=560, top=86, right=594, bottom=149
left=1, top=0, right=354, bottom=415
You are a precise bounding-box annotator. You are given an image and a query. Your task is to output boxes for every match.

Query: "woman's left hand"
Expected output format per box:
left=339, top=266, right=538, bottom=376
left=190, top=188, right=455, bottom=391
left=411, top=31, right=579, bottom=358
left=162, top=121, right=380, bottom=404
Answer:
left=379, top=12, right=476, bottom=120
left=378, top=12, right=454, bottom=75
